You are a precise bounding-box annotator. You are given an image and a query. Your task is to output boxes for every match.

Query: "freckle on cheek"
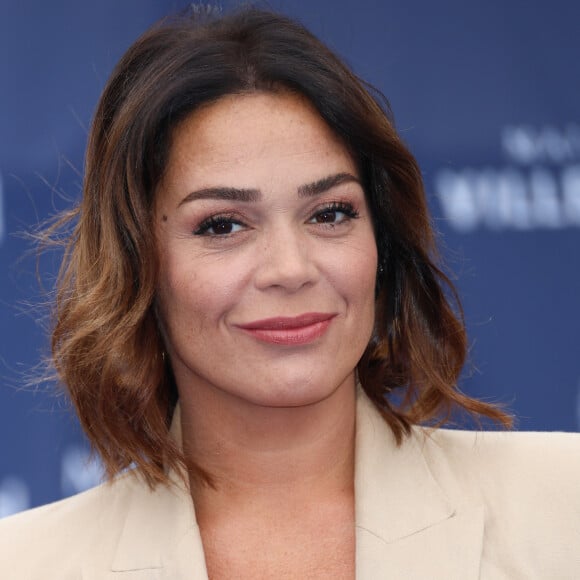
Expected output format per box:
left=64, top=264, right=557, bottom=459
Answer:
left=162, top=215, right=168, bottom=222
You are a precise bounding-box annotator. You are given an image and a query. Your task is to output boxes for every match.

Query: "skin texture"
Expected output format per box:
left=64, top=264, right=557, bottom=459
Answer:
left=154, top=91, right=378, bottom=578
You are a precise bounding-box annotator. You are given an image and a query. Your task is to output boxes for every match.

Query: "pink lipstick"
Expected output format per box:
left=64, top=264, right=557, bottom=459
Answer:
left=236, top=313, right=335, bottom=345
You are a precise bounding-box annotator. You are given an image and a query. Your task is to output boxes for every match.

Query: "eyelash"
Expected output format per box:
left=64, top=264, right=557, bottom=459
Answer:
left=193, top=201, right=360, bottom=237
left=193, top=213, right=242, bottom=236
left=308, top=201, right=359, bottom=225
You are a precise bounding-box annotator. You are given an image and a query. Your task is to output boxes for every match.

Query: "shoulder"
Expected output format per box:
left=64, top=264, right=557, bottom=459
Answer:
left=0, top=472, right=140, bottom=577
left=422, top=427, right=580, bottom=491
left=418, top=427, right=580, bottom=575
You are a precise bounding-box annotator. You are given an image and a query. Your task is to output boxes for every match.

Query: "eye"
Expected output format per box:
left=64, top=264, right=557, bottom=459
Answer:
left=194, top=215, right=245, bottom=236
left=309, top=202, right=359, bottom=225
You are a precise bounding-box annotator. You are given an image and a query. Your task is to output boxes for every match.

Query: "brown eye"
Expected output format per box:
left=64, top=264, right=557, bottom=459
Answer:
left=315, top=210, right=337, bottom=223
left=194, top=216, right=245, bottom=236
left=309, top=202, right=359, bottom=226
left=213, top=221, right=235, bottom=234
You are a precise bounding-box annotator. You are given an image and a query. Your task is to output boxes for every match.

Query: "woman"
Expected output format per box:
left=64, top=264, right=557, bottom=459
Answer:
left=1, top=7, right=578, bottom=579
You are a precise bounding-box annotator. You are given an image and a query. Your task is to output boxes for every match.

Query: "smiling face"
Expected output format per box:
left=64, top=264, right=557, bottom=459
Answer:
left=154, top=92, right=378, bottom=409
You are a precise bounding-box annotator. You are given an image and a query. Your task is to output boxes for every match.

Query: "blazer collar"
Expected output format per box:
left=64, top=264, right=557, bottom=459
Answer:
left=355, top=391, right=484, bottom=578
left=109, top=394, right=483, bottom=578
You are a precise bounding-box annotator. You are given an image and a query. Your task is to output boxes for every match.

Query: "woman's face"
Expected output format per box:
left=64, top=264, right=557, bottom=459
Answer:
left=155, top=92, right=378, bottom=408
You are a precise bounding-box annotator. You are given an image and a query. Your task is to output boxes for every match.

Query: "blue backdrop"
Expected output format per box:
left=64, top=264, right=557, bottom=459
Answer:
left=1, top=0, right=579, bottom=516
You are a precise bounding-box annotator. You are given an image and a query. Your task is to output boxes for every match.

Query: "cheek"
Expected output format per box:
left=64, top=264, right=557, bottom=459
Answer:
left=330, top=238, right=378, bottom=303
left=157, top=253, right=249, bottom=331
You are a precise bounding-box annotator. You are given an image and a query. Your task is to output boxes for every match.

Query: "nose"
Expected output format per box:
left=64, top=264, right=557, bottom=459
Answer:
left=254, top=225, right=319, bottom=292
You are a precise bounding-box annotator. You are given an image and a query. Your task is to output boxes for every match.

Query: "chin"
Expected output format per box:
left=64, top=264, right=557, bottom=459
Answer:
left=243, top=372, right=354, bottom=409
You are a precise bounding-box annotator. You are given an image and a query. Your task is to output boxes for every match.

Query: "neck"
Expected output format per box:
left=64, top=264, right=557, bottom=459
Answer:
left=178, top=377, right=356, bottom=509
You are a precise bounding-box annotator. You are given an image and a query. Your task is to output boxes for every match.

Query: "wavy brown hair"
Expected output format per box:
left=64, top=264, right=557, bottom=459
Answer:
left=50, top=7, right=510, bottom=488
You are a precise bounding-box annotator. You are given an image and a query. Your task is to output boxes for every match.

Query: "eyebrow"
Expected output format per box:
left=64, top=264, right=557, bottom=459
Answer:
left=178, top=172, right=361, bottom=207
left=178, top=186, right=260, bottom=206
left=297, top=172, right=361, bottom=198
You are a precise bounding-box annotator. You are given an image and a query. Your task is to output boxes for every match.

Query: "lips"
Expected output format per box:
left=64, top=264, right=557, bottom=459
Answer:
left=236, top=312, right=336, bottom=345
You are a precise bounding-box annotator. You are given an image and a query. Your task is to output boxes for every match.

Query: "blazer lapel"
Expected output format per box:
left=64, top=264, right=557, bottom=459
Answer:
left=106, top=408, right=210, bottom=579
left=354, top=392, right=484, bottom=579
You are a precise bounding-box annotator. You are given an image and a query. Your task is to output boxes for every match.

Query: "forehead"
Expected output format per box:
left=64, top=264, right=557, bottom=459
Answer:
left=162, top=91, right=358, bottom=191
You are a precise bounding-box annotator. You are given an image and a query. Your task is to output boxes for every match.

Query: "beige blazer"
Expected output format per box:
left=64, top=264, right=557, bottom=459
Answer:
left=1, top=391, right=579, bottom=579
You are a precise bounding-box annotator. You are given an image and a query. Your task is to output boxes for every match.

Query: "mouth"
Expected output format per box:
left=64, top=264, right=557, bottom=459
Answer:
left=236, top=313, right=336, bottom=345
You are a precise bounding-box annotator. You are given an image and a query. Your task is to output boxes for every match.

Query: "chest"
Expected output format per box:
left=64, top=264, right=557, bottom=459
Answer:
left=200, top=510, right=355, bottom=580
